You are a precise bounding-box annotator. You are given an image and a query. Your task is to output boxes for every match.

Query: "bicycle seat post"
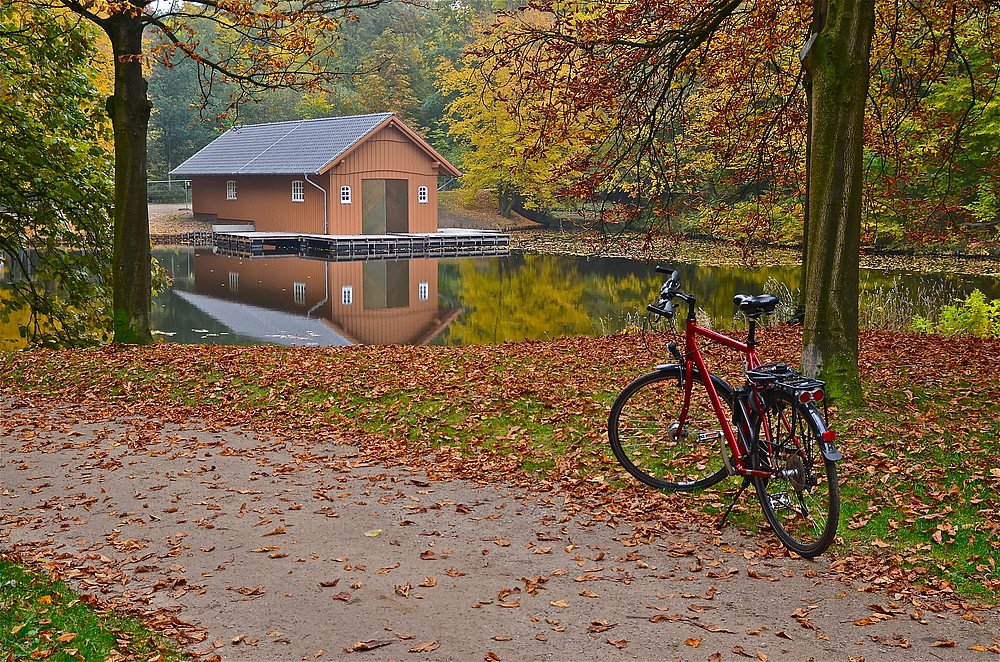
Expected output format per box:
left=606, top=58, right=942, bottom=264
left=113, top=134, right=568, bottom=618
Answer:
left=746, top=317, right=758, bottom=348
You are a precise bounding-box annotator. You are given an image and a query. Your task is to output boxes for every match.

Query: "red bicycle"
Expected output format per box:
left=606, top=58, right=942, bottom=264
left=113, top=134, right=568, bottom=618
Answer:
left=608, top=267, right=842, bottom=557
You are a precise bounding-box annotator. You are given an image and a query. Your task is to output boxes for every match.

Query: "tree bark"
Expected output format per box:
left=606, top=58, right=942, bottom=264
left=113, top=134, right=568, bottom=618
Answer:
left=105, top=11, right=153, bottom=344
left=799, top=0, right=875, bottom=405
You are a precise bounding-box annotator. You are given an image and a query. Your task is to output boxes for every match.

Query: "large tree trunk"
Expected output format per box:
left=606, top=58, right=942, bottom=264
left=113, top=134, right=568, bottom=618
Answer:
left=799, top=0, right=875, bottom=405
left=105, top=11, right=153, bottom=344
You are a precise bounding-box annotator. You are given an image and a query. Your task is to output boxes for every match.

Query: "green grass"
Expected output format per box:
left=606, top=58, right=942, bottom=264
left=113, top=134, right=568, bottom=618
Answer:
left=0, top=558, right=187, bottom=661
left=832, top=381, right=1000, bottom=598
left=0, top=332, right=997, bottom=606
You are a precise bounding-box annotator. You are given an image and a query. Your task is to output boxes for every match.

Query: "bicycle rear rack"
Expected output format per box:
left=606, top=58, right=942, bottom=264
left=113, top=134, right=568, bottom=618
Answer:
left=745, top=363, right=825, bottom=392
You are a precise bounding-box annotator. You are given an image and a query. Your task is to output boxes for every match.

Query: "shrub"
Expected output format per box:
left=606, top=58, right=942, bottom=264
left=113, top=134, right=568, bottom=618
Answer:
left=910, top=289, right=1000, bottom=338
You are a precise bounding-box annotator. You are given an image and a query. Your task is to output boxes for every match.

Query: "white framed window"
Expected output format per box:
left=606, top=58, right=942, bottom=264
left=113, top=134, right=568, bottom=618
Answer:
left=293, top=281, right=306, bottom=304
left=341, top=285, right=353, bottom=305
left=292, top=180, right=304, bottom=202
left=418, top=186, right=429, bottom=204
left=418, top=282, right=429, bottom=301
left=228, top=271, right=239, bottom=291
left=340, top=185, right=352, bottom=204
left=226, top=180, right=237, bottom=200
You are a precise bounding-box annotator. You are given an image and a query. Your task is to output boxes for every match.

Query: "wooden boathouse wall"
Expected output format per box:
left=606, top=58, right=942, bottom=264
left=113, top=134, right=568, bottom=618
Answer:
left=187, top=123, right=448, bottom=236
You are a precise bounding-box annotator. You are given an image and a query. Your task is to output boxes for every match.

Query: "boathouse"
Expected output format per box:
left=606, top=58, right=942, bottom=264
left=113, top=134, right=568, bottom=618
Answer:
left=175, top=251, right=461, bottom=346
left=169, top=113, right=461, bottom=235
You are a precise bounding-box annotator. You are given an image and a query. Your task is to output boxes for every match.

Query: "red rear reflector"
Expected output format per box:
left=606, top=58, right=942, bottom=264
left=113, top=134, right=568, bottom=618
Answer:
left=799, top=392, right=812, bottom=403
left=822, top=430, right=836, bottom=442
left=812, top=389, right=824, bottom=401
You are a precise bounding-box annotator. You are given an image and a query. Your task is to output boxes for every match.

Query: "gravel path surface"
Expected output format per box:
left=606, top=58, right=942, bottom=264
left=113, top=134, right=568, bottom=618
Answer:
left=3, top=397, right=998, bottom=661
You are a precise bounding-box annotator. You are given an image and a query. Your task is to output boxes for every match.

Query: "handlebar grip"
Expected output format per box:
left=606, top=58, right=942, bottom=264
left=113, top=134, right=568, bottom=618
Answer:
left=647, top=301, right=674, bottom=318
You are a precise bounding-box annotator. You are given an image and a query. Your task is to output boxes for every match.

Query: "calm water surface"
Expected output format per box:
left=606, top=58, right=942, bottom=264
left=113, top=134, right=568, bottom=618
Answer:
left=151, top=248, right=1000, bottom=347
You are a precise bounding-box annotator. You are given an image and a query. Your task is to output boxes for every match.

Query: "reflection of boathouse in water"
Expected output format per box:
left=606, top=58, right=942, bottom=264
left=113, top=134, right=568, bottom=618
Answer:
left=174, top=250, right=460, bottom=346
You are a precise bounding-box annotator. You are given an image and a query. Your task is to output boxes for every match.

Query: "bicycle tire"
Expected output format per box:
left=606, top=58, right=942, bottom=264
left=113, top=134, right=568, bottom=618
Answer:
left=608, top=366, right=735, bottom=491
left=752, top=390, right=840, bottom=557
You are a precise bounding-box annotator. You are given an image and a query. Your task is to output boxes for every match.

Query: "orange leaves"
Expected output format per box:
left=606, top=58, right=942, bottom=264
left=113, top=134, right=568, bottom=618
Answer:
left=343, top=639, right=392, bottom=653
left=408, top=638, right=441, bottom=653
left=2, top=329, right=999, bottom=609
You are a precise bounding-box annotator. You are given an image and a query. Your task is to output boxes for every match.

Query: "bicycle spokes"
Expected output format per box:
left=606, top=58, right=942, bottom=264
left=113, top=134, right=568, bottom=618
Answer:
left=753, top=392, right=839, bottom=557
left=608, top=267, right=841, bottom=556
left=608, top=368, right=732, bottom=491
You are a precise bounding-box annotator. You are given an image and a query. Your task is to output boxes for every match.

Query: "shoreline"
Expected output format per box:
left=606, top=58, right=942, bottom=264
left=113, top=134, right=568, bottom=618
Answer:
left=147, top=203, right=1000, bottom=278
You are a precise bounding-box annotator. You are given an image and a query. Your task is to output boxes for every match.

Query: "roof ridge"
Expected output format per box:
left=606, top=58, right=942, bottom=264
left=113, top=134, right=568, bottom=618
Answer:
left=231, top=112, right=394, bottom=132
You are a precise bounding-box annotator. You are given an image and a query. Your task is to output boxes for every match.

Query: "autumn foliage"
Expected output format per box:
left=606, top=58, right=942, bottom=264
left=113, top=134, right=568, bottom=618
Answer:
left=452, top=0, right=999, bottom=250
left=1, top=327, right=998, bottom=601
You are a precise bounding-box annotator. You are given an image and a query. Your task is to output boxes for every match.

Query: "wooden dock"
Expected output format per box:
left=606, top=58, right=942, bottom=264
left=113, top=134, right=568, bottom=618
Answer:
left=213, top=229, right=510, bottom=260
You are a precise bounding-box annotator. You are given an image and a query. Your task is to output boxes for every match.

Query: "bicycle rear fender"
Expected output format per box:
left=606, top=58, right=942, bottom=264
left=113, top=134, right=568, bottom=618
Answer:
left=802, top=402, right=843, bottom=462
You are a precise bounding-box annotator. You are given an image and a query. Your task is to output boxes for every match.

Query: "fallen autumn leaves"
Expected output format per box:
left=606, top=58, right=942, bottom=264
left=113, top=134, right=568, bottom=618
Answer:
left=1, top=329, right=999, bottom=659
left=1, top=329, right=998, bottom=599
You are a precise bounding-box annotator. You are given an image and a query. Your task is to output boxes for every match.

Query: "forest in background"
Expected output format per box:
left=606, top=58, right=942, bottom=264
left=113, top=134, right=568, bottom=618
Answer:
left=146, top=0, right=491, bottom=181
left=3, top=0, right=999, bottom=348
left=145, top=0, right=1000, bottom=255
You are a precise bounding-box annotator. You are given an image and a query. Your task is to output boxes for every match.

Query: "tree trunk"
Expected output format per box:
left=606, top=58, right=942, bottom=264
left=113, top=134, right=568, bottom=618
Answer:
left=105, top=12, right=153, bottom=344
left=497, top=184, right=515, bottom=218
left=799, top=0, right=875, bottom=405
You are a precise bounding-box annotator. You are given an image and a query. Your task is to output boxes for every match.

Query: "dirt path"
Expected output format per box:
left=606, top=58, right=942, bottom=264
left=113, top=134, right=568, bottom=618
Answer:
left=2, top=397, right=998, bottom=661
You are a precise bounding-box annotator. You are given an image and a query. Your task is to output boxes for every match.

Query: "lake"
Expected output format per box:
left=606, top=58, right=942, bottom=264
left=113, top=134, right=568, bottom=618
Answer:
left=151, top=248, right=1000, bottom=347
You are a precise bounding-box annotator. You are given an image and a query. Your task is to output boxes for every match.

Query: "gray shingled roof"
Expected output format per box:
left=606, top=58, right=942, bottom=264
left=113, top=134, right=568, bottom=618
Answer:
left=169, top=113, right=394, bottom=176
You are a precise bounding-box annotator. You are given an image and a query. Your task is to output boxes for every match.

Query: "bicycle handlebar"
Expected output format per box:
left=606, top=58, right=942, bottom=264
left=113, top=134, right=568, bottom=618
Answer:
left=648, top=266, right=684, bottom=319
left=647, top=301, right=674, bottom=317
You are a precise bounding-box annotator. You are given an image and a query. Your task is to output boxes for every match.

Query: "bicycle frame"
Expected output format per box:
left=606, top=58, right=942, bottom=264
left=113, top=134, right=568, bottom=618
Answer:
left=612, top=267, right=842, bottom=556
left=673, top=313, right=775, bottom=479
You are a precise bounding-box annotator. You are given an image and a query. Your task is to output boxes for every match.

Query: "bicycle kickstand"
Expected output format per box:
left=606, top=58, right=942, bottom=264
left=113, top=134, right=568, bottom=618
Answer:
left=717, top=478, right=752, bottom=530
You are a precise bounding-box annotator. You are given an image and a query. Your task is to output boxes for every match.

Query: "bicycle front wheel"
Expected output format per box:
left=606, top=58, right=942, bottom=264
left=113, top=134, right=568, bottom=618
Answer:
left=753, top=391, right=840, bottom=557
left=608, top=366, right=734, bottom=491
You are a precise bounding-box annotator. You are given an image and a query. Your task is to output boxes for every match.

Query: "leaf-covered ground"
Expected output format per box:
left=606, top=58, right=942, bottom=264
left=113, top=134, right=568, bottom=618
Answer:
left=1, top=327, right=998, bottom=606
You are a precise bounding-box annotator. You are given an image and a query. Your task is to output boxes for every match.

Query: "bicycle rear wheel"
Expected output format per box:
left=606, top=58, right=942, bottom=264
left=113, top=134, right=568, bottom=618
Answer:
left=752, top=391, right=840, bottom=557
left=608, top=366, right=734, bottom=491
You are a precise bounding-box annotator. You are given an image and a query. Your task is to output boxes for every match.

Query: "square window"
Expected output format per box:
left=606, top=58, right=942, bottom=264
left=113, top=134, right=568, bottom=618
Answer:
left=226, top=180, right=237, bottom=200
left=292, top=180, right=304, bottom=202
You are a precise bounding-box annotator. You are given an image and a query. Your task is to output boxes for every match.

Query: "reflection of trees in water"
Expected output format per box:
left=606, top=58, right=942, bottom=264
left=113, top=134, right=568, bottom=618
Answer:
left=438, top=255, right=804, bottom=345
left=437, top=254, right=999, bottom=346
left=139, top=250, right=1000, bottom=347
left=441, top=255, right=593, bottom=346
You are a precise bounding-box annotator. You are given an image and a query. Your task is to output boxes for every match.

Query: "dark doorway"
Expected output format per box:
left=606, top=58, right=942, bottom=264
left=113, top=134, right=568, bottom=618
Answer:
left=363, top=260, right=410, bottom=309
left=362, top=179, right=408, bottom=234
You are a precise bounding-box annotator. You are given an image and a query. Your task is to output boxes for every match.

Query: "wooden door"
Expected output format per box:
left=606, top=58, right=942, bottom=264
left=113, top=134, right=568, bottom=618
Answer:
left=361, top=179, right=409, bottom=235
